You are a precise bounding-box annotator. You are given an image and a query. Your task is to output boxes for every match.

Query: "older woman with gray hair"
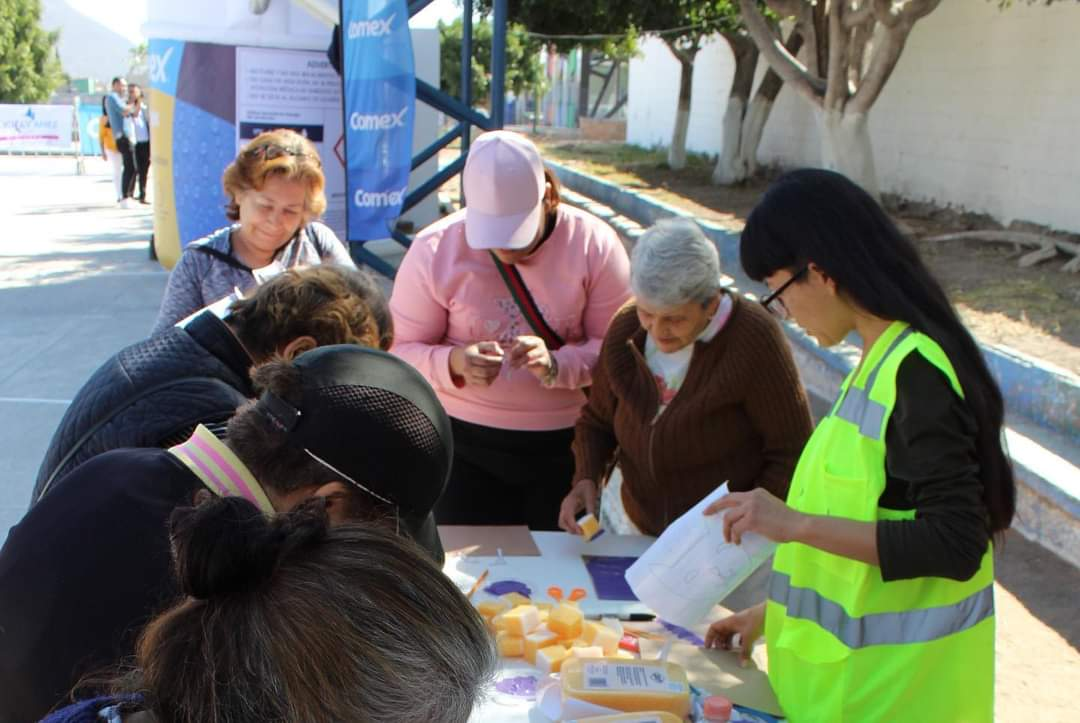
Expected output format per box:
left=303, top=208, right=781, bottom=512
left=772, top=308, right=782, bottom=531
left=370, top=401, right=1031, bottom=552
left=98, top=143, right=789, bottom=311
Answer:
left=559, top=218, right=813, bottom=536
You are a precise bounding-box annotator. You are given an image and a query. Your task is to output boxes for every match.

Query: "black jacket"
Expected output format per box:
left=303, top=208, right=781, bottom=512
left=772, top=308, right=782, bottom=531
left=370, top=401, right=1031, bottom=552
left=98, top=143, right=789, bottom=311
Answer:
left=1, top=449, right=200, bottom=723
left=31, top=312, right=254, bottom=503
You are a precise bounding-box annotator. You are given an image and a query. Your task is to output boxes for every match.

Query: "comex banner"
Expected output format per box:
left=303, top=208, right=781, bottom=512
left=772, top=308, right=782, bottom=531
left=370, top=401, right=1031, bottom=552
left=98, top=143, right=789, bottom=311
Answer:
left=0, top=105, right=73, bottom=151
left=340, top=0, right=415, bottom=240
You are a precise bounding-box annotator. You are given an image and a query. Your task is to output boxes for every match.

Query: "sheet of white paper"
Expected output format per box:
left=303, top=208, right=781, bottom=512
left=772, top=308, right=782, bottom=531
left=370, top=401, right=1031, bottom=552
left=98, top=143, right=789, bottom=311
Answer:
left=625, top=483, right=776, bottom=628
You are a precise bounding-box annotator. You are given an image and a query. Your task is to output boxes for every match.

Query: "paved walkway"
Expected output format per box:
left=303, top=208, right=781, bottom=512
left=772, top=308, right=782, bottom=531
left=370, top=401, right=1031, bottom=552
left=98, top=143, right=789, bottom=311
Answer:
left=0, top=158, right=1077, bottom=720
left=0, top=156, right=166, bottom=539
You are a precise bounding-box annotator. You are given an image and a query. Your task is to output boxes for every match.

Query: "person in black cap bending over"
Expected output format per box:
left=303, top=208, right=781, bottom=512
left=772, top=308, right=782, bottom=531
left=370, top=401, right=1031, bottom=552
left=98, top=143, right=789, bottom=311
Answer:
left=0, top=345, right=452, bottom=723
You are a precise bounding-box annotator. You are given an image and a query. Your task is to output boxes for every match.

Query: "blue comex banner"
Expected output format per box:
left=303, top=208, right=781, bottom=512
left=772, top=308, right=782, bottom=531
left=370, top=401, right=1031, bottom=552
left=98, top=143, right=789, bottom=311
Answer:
left=340, top=0, right=416, bottom=240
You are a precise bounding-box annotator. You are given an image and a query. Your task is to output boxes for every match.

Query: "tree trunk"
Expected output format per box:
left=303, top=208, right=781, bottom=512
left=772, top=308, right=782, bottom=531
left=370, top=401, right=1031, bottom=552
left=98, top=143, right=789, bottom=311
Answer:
left=819, top=108, right=879, bottom=199
left=738, top=30, right=803, bottom=177
left=713, top=36, right=758, bottom=185
left=668, top=52, right=695, bottom=170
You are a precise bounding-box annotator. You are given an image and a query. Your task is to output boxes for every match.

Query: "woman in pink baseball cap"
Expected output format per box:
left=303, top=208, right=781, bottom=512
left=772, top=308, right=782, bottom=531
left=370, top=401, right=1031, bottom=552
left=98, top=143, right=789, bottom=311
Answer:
left=389, top=130, right=632, bottom=528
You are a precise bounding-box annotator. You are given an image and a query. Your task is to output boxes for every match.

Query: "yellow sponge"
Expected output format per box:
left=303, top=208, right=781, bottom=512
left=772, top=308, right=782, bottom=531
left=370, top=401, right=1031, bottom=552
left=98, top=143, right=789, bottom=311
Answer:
left=524, top=630, right=559, bottom=665
left=535, top=644, right=571, bottom=674
left=501, top=605, right=541, bottom=636
left=547, top=603, right=584, bottom=639
left=476, top=599, right=511, bottom=619
left=496, top=631, right=525, bottom=657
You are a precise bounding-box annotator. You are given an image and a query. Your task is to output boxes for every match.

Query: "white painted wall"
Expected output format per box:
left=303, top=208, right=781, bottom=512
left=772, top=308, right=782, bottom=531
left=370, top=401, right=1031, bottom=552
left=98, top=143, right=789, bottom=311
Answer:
left=626, top=35, right=734, bottom=154
left=627, top=0, right=1080, bottom=232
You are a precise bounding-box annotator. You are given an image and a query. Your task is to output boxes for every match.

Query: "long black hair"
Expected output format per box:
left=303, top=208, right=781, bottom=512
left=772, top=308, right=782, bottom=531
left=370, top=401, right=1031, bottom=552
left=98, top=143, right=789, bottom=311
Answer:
left=741, top=168, right=1015, bottom=534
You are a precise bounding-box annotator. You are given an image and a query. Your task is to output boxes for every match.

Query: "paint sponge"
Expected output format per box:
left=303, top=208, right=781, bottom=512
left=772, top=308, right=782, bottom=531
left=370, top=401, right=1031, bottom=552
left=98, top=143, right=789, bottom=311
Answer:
left=535, top=644, right=571, bottom=674
left=524, top=629, right=559, bottom=665
left=560, top=659, right=690, bottom=717
left=547, top=602, right=584, bottom=639
left=496, top=631, right=525, bottom=657
left=583, top=621, right=621, bottom=655
left=577, top=512, right=603, bottom=541
left=501, top=604, right=542, bottom=636
left=476, top=598, right=511, bottom=620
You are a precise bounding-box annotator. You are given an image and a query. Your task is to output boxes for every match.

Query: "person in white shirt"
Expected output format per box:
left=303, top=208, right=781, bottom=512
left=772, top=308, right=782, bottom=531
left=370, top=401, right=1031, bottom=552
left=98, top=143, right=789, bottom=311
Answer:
left=128, top=83, right=151, bottom=204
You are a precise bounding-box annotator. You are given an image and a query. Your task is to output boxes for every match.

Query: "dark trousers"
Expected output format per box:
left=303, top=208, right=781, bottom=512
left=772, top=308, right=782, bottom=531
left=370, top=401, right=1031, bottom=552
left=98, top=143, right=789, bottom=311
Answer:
left=116, top=136, right=136, bottom=199
left=436, top=418, right=575, bottom=530
left=134, top=141, right=150, bottom=200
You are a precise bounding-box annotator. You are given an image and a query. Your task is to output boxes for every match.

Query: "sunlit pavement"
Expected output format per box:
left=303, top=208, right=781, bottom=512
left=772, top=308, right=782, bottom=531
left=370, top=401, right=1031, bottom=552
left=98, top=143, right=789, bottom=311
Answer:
left=0, top=156, right=165, bottom=540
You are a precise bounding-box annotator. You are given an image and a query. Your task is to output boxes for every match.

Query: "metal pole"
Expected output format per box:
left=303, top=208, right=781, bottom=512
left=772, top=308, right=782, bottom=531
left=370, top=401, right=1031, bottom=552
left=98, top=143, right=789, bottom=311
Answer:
left=490, top=0, right=507, bottom=129
left=460, top=0, right=473, bottom=205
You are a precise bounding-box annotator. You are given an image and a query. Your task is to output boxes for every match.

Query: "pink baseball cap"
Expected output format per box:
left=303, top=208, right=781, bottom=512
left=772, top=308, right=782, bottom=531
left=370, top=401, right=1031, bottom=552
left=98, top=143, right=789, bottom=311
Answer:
left=463, top=130, right=545, bottom=250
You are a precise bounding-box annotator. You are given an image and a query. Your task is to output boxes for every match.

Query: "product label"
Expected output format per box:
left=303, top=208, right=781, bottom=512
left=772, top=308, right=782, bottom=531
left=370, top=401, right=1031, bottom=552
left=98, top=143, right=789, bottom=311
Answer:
left=581, top=662, right=686, bottom=694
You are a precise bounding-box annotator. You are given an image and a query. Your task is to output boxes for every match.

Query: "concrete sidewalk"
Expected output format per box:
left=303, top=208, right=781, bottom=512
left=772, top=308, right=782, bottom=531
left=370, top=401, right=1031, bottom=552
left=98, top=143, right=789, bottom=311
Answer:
left=0, top=156, right=166, bottom=542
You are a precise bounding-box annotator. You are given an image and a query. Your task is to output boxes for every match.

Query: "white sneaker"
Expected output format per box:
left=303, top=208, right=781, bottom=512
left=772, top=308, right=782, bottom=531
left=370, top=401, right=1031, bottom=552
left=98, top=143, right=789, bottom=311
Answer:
left=121, top=198, right=134, bottom=209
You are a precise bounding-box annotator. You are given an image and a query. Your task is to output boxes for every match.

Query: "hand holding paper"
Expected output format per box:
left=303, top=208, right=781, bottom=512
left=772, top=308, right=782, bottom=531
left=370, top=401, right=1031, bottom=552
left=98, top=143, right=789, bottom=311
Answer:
left=703, top=486, right=803, bottom=544
left=625, top=483, right=776, bottom=628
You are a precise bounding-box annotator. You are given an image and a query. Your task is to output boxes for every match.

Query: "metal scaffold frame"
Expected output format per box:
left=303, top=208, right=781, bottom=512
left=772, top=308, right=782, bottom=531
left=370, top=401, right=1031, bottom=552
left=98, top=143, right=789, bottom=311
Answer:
left=349, top=0, right=508, bottom=278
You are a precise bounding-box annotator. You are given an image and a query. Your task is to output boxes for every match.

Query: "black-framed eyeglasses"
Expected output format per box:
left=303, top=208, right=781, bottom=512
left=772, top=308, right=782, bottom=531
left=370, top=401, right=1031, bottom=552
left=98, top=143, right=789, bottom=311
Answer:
left=302, top=448, right=399, bottom=534
left=760, top=266, right=808, bottom=320
left=244, top=143, right=321, bottom=167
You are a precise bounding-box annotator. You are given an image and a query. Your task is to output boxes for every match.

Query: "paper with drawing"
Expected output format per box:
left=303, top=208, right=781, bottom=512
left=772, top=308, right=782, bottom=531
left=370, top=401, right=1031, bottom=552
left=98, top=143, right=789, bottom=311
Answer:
left=625, top=483, right=775, bottom=627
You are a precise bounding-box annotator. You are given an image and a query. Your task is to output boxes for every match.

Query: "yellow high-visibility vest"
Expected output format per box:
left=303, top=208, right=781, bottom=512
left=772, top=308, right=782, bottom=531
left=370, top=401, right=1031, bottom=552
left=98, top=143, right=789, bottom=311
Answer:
left=766, top=321, right=994, bottom=722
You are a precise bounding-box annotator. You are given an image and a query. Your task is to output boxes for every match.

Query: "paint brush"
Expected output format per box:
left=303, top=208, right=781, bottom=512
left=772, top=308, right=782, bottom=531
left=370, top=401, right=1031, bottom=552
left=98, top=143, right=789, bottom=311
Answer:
left=466, top=569, right=490, bottom=600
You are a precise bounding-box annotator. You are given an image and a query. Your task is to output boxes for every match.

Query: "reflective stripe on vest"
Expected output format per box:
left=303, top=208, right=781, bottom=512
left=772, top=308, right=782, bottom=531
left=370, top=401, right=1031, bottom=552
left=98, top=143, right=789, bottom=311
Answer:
left=768, top=570, right=994, bottom=649
left=832, top=328, right=913, bottom=440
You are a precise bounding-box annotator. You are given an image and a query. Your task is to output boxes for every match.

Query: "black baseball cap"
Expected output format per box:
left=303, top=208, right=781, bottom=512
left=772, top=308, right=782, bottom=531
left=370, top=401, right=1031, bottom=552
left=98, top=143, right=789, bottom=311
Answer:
left=254, top=345, right=452, bottom=563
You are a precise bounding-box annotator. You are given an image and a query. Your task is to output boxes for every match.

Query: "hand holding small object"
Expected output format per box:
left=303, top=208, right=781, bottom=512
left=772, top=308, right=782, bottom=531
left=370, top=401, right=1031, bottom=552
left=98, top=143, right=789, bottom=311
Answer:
left=449, top=341, right=504, bottom=387
left=704, top=602, right=765, bottom=666
left=557, top=478, right=599, bottom=534
left=509, top=335, right=556, bottom=383
left=703, top=487, right=802, bottom=544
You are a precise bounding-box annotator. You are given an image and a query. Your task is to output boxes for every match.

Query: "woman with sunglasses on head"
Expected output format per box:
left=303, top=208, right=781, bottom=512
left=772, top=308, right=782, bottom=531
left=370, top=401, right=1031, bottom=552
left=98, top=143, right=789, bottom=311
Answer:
left=558, top=218, right=813, bottom=538
left=703, top=169, right=1014, bottom=723
left=152, top=129, right=354, bottom=334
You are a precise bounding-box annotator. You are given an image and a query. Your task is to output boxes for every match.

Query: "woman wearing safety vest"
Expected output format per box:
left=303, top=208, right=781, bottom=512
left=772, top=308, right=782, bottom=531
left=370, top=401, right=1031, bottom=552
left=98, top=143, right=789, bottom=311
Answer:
left=704, top=169, right=1014, bottom=722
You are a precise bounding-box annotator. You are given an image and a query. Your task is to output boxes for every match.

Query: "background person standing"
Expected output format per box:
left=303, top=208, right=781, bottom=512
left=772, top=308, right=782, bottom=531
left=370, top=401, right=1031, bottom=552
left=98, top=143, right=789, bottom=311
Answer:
left=128, top=83, right=151, bottom=204
left=105, top=76, right=137, bottom=208
left=97, top=97, right=122, bottom=202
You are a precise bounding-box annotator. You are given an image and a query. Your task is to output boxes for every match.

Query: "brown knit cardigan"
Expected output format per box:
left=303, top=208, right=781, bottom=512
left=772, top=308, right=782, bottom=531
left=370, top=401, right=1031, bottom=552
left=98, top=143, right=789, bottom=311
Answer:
left=572, top=294, right=814, bottom=536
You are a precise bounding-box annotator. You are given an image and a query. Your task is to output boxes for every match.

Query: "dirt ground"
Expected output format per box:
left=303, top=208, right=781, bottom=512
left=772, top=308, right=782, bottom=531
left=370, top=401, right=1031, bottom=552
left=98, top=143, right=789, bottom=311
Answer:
left=533, top=138, right=1080, bottom=375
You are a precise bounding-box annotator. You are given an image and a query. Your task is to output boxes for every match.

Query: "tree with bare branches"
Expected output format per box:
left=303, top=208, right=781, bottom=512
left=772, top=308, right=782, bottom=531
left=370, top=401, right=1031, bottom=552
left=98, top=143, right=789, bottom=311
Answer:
left=738, top=0, right=942, bottom=196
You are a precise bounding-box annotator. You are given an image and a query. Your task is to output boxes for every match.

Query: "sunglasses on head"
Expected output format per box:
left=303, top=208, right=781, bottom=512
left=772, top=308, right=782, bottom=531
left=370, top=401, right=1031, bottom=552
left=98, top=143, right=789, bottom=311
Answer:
left=244, top=143, right=321, bottom=167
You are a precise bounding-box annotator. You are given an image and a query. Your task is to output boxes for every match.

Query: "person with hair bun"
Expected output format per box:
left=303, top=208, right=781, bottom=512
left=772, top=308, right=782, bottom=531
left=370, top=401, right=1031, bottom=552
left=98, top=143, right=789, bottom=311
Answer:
left=0, top=346, right=454, bottom=723
left=41, top=496, right=496, bottom=723
left=152, top=128, right=355, bottom=334
left=703, top=169, right=1015, bottom=722
left=32, top=265, right=391, bottom=503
